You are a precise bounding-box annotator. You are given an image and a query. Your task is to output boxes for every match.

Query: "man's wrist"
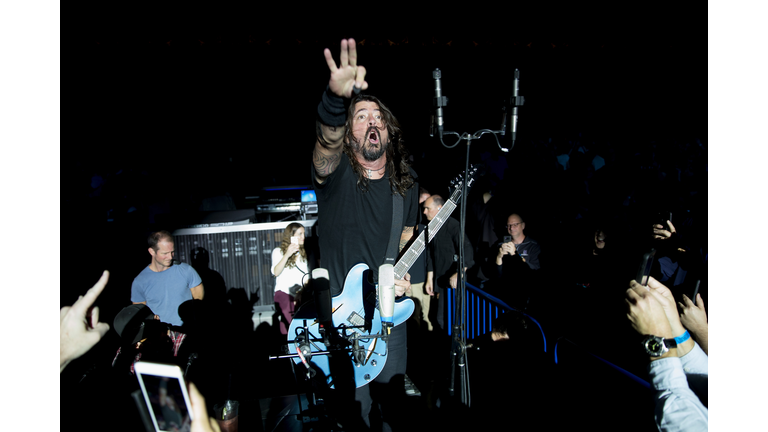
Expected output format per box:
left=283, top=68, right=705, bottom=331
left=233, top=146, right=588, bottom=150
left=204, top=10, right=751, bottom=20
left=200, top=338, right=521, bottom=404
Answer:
left=668, top=322, right=687, bottom=339
left=650, top=347, right=677, bottom=361
left=317, top=85, right=347, bottom=127
left=673, top=330, right=690, bottom=345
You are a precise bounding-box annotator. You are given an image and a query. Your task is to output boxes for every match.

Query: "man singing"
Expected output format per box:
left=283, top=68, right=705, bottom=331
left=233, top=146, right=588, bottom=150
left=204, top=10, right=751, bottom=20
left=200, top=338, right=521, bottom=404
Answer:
left=312, top=38, right=419, bottom=431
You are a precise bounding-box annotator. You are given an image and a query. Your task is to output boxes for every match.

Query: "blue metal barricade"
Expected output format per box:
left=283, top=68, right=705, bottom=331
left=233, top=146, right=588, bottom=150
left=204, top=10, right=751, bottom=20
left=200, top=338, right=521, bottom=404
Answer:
left=446, top=282, right=547, bottom=353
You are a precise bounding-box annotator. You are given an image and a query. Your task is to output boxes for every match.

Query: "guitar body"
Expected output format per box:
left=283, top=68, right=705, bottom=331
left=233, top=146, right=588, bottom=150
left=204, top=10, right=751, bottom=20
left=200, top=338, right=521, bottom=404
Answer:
left=288, top=263, right=414, bottom=388
left=287, top=165, right=477, bottom=388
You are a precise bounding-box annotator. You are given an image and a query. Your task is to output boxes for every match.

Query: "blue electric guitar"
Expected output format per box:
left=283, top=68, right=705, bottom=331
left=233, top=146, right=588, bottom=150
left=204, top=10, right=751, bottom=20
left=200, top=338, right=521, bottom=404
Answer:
left=287, top=166, right=478, bottom=388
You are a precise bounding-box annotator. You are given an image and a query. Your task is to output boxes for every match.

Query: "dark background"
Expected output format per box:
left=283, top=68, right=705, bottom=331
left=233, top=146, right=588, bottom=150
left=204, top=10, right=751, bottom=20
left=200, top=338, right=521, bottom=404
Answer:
left=62, top=4, right=705, bottom=358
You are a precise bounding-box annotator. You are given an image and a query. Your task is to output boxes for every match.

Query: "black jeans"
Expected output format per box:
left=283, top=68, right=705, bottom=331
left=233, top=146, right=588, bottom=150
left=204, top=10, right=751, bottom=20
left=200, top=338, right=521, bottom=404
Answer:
left=354, top=323, right=407, bottom=431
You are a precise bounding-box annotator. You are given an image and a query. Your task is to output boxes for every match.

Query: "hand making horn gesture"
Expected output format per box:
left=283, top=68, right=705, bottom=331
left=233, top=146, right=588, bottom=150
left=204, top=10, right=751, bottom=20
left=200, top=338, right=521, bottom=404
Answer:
left=324, top=38, right=368, bottom=98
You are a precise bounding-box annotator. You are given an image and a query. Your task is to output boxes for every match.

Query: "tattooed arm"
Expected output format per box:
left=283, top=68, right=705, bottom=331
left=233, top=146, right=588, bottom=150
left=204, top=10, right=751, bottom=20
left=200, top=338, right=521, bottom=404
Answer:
left=392, top=225, right=416, bottom=297
left=314, top=39, right=367, bottom=185
left=314, top=123, right=345, bottom=184
left=399, top=225, right=415, bottom=253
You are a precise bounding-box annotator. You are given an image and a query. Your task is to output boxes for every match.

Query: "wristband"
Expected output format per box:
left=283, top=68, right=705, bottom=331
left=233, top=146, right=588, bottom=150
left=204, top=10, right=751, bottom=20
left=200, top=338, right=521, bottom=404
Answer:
left=673, top=330, right=690, bottom=345
left=317, top=85, right=347, bottom=127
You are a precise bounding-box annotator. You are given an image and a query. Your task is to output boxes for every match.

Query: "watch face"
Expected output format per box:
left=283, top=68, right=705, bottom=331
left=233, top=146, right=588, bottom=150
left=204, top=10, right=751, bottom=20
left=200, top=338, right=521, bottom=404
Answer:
left=643, top=335, right=667, bottom=357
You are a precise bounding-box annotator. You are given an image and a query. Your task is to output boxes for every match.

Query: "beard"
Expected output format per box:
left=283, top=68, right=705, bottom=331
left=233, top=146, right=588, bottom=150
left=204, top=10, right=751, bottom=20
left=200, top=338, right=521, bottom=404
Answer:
left=352, top=126, right=388, bottom=162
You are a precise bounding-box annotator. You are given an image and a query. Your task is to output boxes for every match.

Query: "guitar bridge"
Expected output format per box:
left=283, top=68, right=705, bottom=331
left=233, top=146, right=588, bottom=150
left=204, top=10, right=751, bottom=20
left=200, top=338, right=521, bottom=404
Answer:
left=347, top=311, right=365, bottom=328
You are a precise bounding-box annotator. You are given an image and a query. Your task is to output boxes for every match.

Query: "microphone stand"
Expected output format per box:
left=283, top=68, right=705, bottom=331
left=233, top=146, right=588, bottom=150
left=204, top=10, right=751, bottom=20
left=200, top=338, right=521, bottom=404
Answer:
left=431, top=68, right=524, bottom=408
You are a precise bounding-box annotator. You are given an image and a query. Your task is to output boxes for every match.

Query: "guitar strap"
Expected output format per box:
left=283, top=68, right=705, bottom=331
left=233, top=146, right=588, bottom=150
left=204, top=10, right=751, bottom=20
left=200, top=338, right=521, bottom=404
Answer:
left=384, top=192, right=403, bottom=267
left=365, top=192, right=401, bottom=328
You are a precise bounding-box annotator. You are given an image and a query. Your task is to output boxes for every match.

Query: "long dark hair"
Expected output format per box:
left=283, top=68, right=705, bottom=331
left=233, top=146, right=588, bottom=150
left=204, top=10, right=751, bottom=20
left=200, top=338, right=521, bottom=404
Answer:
left=343, top=94, right=414, bottom=196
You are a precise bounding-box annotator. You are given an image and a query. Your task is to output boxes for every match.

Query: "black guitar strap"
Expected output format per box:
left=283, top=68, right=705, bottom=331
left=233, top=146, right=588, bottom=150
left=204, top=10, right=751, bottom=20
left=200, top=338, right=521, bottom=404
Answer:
left=365, top=192, right=401, bottom=327
left=384, top=192, right=403, bottom=266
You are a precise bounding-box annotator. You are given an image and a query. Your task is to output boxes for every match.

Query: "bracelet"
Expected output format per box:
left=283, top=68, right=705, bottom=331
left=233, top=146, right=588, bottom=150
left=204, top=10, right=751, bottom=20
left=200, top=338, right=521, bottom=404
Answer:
left=673, top=330, right=690, bottom=345
left=317, top=85, right=347, bottom=127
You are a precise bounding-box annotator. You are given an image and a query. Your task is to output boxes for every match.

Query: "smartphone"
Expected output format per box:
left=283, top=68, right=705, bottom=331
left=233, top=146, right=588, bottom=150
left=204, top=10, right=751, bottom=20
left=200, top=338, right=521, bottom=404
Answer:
left=134, top=361, right=194, bottom=432
left=291, top=236, right=299, bottom=245
left=692, top=280, right=701, bottom=305
left=657, top=211, right=672, bottom=228
left=635, top=249, right=656, bottom=287
left=503, top=236, right=512, bottom=243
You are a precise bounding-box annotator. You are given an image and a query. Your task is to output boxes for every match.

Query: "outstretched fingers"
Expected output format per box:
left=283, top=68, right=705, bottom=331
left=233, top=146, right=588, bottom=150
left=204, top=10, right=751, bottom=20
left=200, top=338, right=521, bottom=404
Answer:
left=347, top=38, right=357, bottom=66
left=355, top=65, right=368, bottom=91
left=71, top=271, right=110, bottom=317
left=339, top=39, right=349, bottom=67
left=696, top=293, right=705, bottom=311
left=324, top=48, right=338, bottom=72
left=667, top=220, right=677, bottom=234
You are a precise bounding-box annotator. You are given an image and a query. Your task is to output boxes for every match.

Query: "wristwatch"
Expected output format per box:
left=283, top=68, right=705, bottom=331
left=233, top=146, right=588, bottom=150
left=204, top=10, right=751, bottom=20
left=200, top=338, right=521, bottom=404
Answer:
left=642, top=330, right=690, bottom=357
left=642, top=334, right=678, bottom=357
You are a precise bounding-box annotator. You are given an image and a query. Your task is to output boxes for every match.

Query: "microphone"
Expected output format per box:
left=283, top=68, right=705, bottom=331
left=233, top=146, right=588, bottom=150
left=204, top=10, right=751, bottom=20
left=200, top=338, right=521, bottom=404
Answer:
left=433, top=69, right=445, bottom=138
left=510, top=69, right=520, bottom=148
left=378, top=264, right=395, bottom=338
left=312, top=268, right=333, bottom=330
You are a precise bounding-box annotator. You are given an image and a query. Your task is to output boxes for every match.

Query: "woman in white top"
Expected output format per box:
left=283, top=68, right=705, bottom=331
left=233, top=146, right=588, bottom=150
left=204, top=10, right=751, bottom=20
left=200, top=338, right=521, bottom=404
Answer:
left=271, top=223, right=308, bottom=335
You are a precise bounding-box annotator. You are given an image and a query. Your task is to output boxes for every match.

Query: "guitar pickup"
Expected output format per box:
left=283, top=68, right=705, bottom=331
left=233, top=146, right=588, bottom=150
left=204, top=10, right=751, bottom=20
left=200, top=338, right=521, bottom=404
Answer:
left=347, top=311, right=365, bottom=328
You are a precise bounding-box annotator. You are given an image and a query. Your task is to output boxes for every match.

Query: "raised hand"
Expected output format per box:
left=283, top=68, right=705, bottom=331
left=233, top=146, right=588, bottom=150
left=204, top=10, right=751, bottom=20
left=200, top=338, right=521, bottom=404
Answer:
left=496, top=242, right=516, bottom=264
left=324, top=38, right=368, bottom=98
left=286, top=243, right=300, bottom=256
left=679, top=293, right=708, bottom=354
left=189, top=382, right=222, bottom=432
left=625, top=280, right=674, bottom=338
left=60, top=271, right=111, bottom=372
left=645, top=277, right=685, bottom=331
left=653, top=220, right=676, bottom=240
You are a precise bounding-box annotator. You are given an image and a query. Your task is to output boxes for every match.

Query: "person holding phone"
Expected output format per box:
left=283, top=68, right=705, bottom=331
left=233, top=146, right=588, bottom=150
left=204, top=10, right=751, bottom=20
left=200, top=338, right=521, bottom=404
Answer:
left=650, top=211, right=707, bottom=306
left=495, top=213, right=541, bottom=270
left=625, top=276, right=708, bottom=430
left=485, top=213, right=541, bottom=310
left=271, top=222, right=309, bottom=336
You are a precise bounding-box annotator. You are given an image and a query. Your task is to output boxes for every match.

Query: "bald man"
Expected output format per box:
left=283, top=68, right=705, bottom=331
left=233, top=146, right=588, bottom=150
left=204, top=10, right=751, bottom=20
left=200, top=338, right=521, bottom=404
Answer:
left=423, top=195, right=474, bottom=332
left=490, top=213, right=541, bottom=310
left=495, top=213, right=541, bottom=270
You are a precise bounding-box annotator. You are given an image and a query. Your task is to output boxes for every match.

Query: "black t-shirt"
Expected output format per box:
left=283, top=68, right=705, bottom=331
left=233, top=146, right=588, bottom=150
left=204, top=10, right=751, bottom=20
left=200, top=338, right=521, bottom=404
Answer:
left=312, top=152, right=418, bottom=295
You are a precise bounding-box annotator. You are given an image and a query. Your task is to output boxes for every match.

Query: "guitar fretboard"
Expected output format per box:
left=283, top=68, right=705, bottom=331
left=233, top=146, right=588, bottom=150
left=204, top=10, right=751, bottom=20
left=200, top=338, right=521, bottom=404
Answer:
left=394, top=188, right=460, bottom=280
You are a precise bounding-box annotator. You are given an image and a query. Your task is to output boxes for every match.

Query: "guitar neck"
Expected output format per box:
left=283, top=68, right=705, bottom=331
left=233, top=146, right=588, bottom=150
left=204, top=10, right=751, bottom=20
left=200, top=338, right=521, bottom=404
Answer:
left=394, top=193, right=459, bottom=280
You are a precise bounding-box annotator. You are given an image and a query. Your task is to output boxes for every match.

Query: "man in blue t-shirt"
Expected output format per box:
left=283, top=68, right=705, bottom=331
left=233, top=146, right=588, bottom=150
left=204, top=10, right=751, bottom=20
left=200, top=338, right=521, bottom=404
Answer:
left=131, top=231, right=204, bottom=326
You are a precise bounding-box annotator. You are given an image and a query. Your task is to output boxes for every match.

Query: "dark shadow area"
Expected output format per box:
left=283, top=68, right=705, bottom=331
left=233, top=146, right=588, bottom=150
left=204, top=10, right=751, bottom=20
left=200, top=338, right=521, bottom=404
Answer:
left=62, top=14, right=705, bottom=430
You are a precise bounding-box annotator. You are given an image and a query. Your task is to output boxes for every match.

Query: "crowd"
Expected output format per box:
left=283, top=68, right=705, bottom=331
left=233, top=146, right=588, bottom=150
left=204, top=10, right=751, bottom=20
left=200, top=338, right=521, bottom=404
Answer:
left=61, top=37, right=707, bottom=431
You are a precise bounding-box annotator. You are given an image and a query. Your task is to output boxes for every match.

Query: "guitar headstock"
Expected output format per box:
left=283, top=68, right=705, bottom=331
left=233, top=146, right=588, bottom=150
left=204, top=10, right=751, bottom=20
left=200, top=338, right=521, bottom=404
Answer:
left=449, top=164, right=481, bottom=196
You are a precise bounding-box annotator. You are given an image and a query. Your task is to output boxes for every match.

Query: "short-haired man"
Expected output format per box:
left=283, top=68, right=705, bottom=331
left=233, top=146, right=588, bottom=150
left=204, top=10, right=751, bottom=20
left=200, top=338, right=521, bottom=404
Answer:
left=491, top=213, right=541, bottom=309
left=131, top=231, right=204, bottom=327
left=495, top=213, right=541, bottom=270
left=423, top=195, right=474, bottom=333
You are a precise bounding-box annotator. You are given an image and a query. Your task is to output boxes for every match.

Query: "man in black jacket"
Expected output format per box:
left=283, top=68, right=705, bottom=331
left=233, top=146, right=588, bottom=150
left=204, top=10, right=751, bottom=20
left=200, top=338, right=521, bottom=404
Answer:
left=423, top=195, right=474, bottom=333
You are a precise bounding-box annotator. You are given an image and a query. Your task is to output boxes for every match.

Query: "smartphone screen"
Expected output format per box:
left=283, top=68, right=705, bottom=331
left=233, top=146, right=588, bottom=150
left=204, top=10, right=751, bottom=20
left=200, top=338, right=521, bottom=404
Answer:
left=635, top=249, right=656, bottom=286
left=135, top=362, right=193, bottom=432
